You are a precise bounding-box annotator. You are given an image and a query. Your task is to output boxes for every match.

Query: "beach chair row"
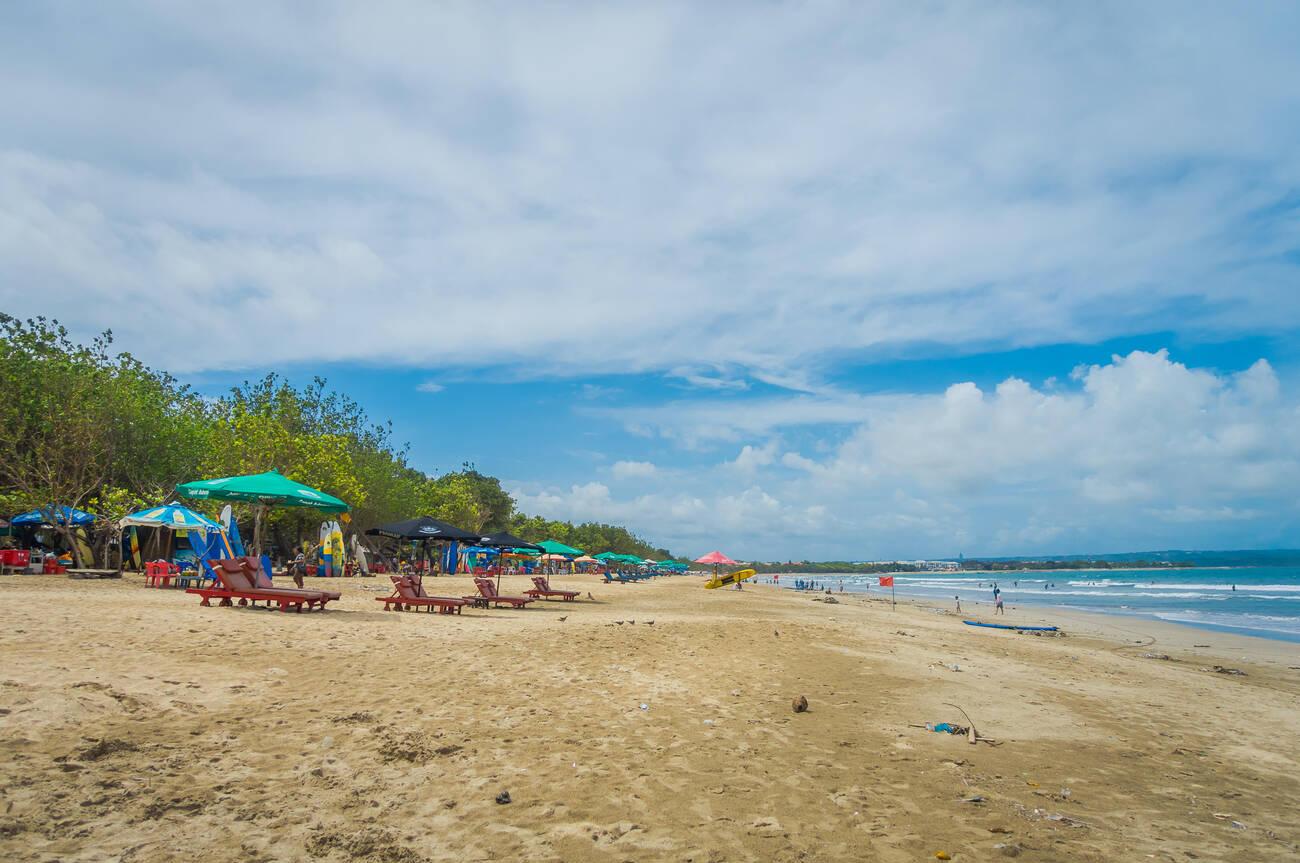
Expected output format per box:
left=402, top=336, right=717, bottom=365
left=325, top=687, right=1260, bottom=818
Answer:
left=182, top=560, right=579, bottom=615
left=377, top=575, right=579, bottom=612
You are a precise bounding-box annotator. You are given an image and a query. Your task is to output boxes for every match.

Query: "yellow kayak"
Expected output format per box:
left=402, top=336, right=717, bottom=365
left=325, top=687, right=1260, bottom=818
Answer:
left=704, top=568, right=757, bottom=589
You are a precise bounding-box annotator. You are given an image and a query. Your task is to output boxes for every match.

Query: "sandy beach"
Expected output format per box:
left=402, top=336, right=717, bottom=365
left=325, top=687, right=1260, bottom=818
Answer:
left=2, top=573, right=1297, bottom=862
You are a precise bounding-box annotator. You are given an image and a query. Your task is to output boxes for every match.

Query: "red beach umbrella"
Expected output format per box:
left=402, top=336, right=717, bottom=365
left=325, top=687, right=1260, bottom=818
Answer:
left=693, top=550, right=738, bottom=580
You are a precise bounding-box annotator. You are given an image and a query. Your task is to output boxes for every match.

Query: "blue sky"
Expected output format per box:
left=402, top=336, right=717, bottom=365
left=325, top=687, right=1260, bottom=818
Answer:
left=3, top=2, right=1300, bottom=559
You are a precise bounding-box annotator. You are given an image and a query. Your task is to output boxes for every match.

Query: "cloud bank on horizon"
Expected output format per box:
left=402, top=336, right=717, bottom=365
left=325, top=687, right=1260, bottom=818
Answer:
left=2, top=2, right=1298, bottom=557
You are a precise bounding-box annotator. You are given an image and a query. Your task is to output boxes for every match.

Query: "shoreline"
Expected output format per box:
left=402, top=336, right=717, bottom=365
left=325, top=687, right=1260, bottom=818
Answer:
left=753, top=570, right=1300, bottom=644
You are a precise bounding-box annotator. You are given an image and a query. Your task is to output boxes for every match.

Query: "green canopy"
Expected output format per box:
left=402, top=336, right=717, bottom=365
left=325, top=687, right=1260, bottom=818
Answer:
left=615, top=553, right=645, bottom=564
left=538, top=539, right=584, bottom=557
left=176, top=470, right=349, bottom=512
left=593, top=551, right=620, bottom=561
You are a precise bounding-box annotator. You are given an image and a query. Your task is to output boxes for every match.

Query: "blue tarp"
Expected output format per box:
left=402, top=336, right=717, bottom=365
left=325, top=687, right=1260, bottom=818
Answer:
left=442, top=541, right=459, bottom=574
left=188, top=530, right=224, bottom=581
left=227, top=514, right=246, bottom=557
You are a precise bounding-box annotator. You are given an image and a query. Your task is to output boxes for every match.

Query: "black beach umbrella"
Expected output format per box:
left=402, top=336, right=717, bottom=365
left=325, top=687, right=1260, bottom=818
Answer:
left=366, top=516, right=480, bottom=573
left=478, top=531, right=544, bottom=591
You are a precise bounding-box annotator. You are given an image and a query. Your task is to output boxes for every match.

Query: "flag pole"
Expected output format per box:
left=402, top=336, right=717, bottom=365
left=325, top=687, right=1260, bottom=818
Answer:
left=891, top=581, right=896, bottom=609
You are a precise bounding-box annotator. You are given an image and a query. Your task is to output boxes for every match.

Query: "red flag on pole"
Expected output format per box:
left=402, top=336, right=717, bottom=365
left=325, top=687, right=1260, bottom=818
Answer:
left=878, top=576, right=894, bottom=587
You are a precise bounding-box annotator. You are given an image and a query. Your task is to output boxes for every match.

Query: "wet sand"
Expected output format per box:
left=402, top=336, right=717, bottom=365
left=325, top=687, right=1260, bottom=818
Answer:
left=1, top=573, right=1297, bottom=862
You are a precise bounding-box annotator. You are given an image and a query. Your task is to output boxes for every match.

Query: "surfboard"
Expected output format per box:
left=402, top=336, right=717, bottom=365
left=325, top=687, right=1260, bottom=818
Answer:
left=963, top=620, right=1059, bottom=632
left=705, top=568, right=757, bottom=590
left=330, top=522, right=345, bottom=575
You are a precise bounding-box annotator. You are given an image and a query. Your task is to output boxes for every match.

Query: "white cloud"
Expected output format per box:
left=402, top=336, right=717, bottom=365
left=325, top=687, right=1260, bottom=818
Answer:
left=514, top=351, right=1300, bottom=558
left=726, top=440, right=778, bottom=473
left=1, top=5, right=1298, bottom=377
left=610, top=459, right=657, bottom=479
left=415, top=381, right=444, bottom=393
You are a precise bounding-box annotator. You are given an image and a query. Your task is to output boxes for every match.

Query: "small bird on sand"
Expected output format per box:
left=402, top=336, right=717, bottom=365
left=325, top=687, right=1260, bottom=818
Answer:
left=645, top=620, right=654, bottom=625
left=558, top=616, right=567, bottom=622
left=774, top=630, right=780, bottom=637
left=587, top=592, right=595, bottom=600
left=628, top=620, right=635, bottom=625
left=615, top=620, right=624, bottom=625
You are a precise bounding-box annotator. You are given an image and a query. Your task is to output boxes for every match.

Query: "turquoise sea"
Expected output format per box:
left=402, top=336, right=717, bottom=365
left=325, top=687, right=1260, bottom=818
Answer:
left=783, top=567, right=1300, bottom=643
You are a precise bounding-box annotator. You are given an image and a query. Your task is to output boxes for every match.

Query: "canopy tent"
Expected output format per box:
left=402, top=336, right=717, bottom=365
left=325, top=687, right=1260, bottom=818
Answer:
left=11, top=506, right=97, bottom=527
left=592, top=551, right=621, bottom=561
left=537, top=539, right=584, bottom=557
left=176, top=470, right=348, bottom=555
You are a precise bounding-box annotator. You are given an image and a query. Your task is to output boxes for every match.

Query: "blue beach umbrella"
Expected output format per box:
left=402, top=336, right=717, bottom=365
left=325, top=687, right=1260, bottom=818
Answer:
left=118, top=504, right=223, bottom=534
left=12, top=506, right=97, bottom=527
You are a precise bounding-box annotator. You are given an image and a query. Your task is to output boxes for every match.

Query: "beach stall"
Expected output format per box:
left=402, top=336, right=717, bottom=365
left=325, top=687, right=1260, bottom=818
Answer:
left=9, top=506, right=98, bottom=568
left=175, top=470, right=349, bottom=556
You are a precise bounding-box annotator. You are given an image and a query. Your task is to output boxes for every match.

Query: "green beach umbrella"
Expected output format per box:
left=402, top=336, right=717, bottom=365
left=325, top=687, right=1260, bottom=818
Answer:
left=176, top=470, right=349, bottom=512
left=593, top=551, right=620, bottom=561
left=538, top=539, right=584, bottom=557
left=176, top=470, right=348, bottom=554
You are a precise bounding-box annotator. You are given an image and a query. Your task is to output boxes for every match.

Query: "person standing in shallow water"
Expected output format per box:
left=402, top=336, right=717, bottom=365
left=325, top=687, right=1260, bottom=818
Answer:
left=955, top=595, right=961, bottom=613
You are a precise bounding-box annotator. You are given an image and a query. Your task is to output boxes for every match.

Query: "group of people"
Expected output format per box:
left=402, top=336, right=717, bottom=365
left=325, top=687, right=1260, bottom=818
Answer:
left=956, top=581, right=1007, bottom=615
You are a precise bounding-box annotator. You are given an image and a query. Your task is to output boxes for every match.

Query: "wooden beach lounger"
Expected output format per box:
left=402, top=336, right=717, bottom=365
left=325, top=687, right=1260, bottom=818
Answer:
left=187, top=559, right=332, bottom=612
left=525, top=576, right=579, bottom=601
left=466, top=577, right=535, bottom=608
left=240, top=555, right=342, bottom=601
left=376, top=575, right=467, bottom=614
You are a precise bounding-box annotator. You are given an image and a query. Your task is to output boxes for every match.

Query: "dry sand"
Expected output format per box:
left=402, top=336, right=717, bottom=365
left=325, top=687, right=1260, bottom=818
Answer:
left=1, top=573, right=1297, bottom=862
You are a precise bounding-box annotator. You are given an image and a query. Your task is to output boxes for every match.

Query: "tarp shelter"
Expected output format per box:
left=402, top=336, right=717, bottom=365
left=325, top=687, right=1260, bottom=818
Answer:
left=11, top=506, right=97, bottom=527
left=176, top=470, right=348, bottom=554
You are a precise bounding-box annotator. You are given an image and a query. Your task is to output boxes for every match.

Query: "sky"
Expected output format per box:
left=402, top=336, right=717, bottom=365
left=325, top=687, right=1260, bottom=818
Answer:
left=2, top=2, right=1299, bottom=560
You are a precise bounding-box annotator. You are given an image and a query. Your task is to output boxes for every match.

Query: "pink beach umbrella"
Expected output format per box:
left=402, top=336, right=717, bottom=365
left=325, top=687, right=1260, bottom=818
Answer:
left=693, top=550, right=738, bottom=579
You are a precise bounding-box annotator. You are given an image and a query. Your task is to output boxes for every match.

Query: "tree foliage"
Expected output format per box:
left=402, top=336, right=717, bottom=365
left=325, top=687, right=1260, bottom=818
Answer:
left=0, top=316, right=672, bottom=564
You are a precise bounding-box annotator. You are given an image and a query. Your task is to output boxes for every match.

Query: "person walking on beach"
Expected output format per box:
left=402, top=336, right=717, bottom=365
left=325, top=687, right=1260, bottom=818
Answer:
left=954, top=595, right=961, bottom=613
left=290, top=549, right=306, bottom=588
left=995, top=594, right=1005, bottom=615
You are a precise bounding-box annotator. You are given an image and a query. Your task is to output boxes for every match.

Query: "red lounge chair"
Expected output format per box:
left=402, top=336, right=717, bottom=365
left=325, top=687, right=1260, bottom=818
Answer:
left=465, top=577, right=535, bottom=608
left=240, top=556, right=342, bottom=601
left=187, top=559, right=331, bottom=612
left=376, top=575, right=467, bottom=614
left=525, top=576, right=579, bottom=601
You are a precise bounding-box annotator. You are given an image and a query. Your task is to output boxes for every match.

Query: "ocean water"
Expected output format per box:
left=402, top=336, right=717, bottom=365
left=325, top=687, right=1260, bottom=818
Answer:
left=778, top=567, right=1300, bottom=643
